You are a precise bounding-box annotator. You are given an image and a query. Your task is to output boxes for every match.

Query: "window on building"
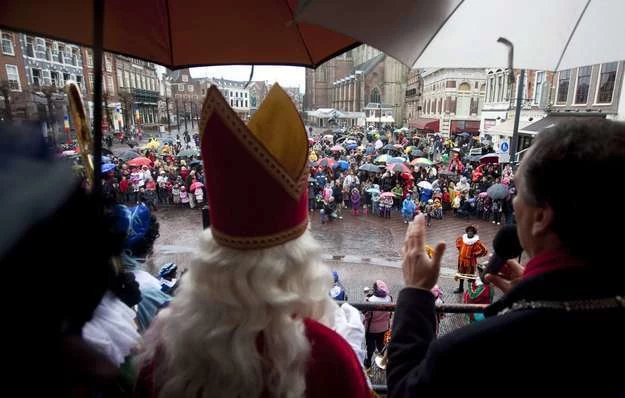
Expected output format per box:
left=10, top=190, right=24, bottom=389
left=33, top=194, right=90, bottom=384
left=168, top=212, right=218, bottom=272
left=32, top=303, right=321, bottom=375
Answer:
left=88, top=72, right=94, bottom=90
left=574, top=66, right=592, bottom=104
left=458, top=82, right=471, bottom=92
left=446, top=80, right=456, bottom=88
left=63, top=73, right=70, bottom=84
left=201, top=88, right=206, bottom=95
left=117, top=70, right=124, bottom=87
left=488, top=76, right=495, bottom=102
left=370, top=88, right=380, bottom=103
left=230, top=99, right=234, bottom=106
left=245, top=92, right=248, bottom=98
left=31, top=68, right=42, bottom=86
left=533, top=71, right=545, bottom=105
left=596, top=62, right=618, bottom=104
left=42, top=70, right=52, bottom=86
left=86, top=49, right=93, bottom=67
left=1, top=32, right=15, bottom=55
left=5, top=65, right=21, bottom=91
left=496, top=75, right=503, bottom=102
left=475, top=81, right=479, bottom=89
left=76, top=75, right=83, bottom=90
left=187, top=85, right=193, bottom=92
left=178, top=83, right=185, bottom=92
left=124, top=71, right=130, bottom=88
left=34, top=37, right=46, bottom=58
left=107, top=76, right=115, bottom=95
left=50, top=71, right=61, bottom=87
left=105, top=55, right=112, bottom=72
left=182, top=75, right=188, bottom=82
left=245, top=100, right=248, bottom=107
left=557, top=70, right=571, bottom=103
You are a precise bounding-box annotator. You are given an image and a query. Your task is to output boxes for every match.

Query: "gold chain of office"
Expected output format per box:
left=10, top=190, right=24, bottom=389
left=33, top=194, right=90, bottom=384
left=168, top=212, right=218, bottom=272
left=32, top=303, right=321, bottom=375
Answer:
left=499, top=296, right=625, bottom=314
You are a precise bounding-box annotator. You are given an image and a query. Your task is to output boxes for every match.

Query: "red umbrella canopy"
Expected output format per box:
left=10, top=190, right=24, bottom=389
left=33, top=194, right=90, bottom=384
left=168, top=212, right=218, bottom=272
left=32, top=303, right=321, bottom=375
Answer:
left=0, top=0, right=358, bottom=69
left=126, top=156, right=153, bottom=167
left=318, top=158, right=336, bottom=168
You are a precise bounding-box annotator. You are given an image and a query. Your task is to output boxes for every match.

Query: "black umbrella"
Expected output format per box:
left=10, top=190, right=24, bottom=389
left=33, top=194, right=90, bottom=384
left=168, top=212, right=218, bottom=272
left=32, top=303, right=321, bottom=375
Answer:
left=382, top=144, right=397, bottom=151
left=410, top=148, right=424, bottom=157
left=487, top=183, right=508, bottom=200
left=359, top=163, right=381, bottom=173
left=118, top=150, right=140, bottom=161
left=188, top=159, right=203, bottom=168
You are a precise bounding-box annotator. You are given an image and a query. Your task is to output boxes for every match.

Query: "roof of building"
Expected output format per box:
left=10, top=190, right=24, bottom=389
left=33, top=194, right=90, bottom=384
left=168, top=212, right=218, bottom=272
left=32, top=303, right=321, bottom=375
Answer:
left=354, top=53, right=385, bottom=74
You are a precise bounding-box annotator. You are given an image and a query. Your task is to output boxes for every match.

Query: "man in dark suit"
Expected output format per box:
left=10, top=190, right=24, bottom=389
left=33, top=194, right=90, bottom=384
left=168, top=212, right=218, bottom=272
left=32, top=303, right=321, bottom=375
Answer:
left=388, top=119, right=625, bottom=396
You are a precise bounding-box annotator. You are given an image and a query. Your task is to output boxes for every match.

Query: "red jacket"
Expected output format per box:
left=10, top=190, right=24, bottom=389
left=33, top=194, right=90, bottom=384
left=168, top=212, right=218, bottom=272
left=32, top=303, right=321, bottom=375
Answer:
left=119, top=179, right=129, bottom=193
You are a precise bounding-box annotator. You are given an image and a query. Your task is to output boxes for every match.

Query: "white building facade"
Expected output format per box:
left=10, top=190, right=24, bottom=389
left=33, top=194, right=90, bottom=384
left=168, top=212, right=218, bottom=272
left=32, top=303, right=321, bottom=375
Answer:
left=420, top=68, right=486, bottom=135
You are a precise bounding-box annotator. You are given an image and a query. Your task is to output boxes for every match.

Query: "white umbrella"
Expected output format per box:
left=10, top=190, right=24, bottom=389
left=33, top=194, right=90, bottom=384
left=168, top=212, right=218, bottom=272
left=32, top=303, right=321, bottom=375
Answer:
left=417, top=181, right=433, bottom=190
left=297, top=0, right=625, bottom=70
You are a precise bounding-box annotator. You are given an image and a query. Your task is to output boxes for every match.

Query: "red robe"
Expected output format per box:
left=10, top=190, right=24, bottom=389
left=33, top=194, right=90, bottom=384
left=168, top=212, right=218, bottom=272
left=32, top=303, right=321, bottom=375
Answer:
left=135, top=318, right=371, bottom=398
left=455, top=234, right=488, bottom=278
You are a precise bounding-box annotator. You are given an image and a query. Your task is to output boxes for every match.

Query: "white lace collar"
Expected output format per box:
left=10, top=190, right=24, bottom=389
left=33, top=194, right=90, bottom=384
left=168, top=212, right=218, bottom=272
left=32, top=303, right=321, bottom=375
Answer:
left=462, top=234, right=480, bottom=245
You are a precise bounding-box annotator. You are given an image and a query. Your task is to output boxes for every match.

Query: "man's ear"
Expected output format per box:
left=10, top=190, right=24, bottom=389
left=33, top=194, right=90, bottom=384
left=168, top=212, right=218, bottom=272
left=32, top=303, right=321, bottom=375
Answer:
left=531, top=204, right=554, bottom=238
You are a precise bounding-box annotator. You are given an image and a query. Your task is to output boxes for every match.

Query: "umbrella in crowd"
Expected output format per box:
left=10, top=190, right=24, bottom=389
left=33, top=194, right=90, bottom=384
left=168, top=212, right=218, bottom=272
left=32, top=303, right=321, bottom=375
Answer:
left=457, top=132, right=471, bottom=138
left=126, top=157, right=153, bottom=167
left=308, top=160, right=318, bottom=168
left=318, top=158, right=336, bottom=168
left=161, top=137, right=175, bottom=144
left=374, top=154, right=390, bottom=164
left=410, top=148, right=424, bottom=157
left=401, top=172, right=414, bottom=180
left=381, top=144, right=398, bottom=152
left=389, top=163, right=410, bottom=174
left=119, top=150, right=140, bottom=161
left=189, top=181, right=204, bottom=193
left=380, top=192, right=395, bottom=198
left=411, top=157, right=433, bottom=167
left=439, top=170, right=457, bottom=178
left=330, top=145, right=346, bottom=152
left=101, top=163, right=115, bottom=173
left=188, top=159, right=203, bottom=168
left=177, top=149, right=199, bottom=158
left=359, top=163, right=381, bottom=173
left=366, top=184, right=381, bottom=194
left=393, top=144, right=404, bottom=149
left=479, top=192, right=489, bottom=198
left=387, top=156, right=407, bottom=164
left=480, top=153, right=500, bottom=164
left=334, top=159, right=349, bottom=170
left=487, top=183, right=508, bottom=200
left=417, top=181, right=433, bottom=190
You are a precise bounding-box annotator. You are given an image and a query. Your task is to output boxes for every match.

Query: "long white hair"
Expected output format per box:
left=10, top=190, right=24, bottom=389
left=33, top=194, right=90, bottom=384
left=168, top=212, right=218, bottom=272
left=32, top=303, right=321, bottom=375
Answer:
left=143, top=229, right=336, bottom=398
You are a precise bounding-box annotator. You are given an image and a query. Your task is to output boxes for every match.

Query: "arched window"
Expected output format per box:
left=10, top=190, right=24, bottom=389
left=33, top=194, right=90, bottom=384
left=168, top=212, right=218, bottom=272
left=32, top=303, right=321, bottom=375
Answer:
left=370, top=87, right=381, bottom=104
left=458, top=82, right=471, bottom=92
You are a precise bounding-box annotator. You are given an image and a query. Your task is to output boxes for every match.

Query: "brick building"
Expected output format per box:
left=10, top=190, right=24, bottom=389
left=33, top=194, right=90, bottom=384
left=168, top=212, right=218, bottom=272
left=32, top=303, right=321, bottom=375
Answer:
left=82, top=49, right=123, bottom=130
left=0, top=29, right=28, bottom=121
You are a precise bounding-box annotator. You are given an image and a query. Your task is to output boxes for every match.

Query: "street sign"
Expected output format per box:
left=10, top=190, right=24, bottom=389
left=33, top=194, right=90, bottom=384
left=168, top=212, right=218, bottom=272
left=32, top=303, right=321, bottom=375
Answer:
left=500, top=140, right=510, bottom=153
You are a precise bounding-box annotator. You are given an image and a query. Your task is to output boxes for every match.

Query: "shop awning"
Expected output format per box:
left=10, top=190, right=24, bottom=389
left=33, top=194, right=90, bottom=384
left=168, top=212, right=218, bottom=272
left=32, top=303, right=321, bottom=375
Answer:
left=411, top=118, right=440, bottom=132
left=520, top=112, right=606, bottom=136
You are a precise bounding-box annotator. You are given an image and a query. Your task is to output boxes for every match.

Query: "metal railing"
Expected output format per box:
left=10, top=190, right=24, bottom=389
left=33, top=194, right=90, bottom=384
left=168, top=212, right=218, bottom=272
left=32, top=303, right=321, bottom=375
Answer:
left=343, top=301, right=488, bottom=395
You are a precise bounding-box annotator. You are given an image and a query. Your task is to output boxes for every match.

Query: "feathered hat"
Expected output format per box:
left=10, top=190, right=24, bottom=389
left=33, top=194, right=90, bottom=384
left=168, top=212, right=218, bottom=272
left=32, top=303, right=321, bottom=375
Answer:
left=200, top=84, right=308, bottom=250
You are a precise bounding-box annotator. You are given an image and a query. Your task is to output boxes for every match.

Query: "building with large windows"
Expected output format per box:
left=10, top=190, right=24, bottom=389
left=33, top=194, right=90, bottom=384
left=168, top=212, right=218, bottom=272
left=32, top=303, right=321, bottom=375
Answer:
left=419, top=68, right=486, bottom=136
left=82, top=49, right=122, bottom=130
left=481, top=68, right=554, bottom=154
left=115, top=55, right=160, bottom=128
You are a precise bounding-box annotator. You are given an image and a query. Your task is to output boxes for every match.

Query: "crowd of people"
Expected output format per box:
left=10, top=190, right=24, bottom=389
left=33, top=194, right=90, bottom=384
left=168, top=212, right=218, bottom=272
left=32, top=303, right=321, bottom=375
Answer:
left=308, top=128, right=516, bottom=227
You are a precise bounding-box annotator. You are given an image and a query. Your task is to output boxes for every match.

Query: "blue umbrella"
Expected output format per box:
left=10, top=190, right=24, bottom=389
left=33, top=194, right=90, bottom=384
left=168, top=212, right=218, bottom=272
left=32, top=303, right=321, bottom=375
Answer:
left=101, top=163, right=116, bottom=173
left=346, top=143, right=358, bottom=150
left=102, top=155, right=111, bottom=163
left=388, top=156, right=407, bottom=164
left=334, top=159, right=349, bottom=170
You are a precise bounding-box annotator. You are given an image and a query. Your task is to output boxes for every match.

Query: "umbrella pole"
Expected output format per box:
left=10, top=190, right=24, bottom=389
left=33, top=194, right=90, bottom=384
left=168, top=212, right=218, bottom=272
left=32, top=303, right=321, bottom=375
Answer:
left=92, top=0, right=105, bottom=198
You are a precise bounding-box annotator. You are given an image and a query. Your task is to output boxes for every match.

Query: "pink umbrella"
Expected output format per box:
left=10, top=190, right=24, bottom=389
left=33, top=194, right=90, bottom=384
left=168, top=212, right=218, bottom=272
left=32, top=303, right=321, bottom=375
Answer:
left=330, top=145, right=346, bottom=152
left=126, top=156, right=153, bottom=167
left=190, top=181, right=205, bottom=192
left=380, top=192, right=395, bottom=198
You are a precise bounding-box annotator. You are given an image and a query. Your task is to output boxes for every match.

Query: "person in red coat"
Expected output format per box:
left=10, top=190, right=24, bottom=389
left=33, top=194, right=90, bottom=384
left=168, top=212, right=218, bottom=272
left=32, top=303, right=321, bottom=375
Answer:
left=135, top=85, right=370, bottom=398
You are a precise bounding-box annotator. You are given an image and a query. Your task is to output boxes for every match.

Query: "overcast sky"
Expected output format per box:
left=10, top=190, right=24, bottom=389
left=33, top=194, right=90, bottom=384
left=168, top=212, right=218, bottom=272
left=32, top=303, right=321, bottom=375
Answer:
left=190, top=66, right=306, bottom=92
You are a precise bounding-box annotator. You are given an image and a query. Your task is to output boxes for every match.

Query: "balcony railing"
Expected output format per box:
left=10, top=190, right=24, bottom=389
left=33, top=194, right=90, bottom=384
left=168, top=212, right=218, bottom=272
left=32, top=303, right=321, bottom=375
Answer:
left=341, top=301, right=487, bottom=394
